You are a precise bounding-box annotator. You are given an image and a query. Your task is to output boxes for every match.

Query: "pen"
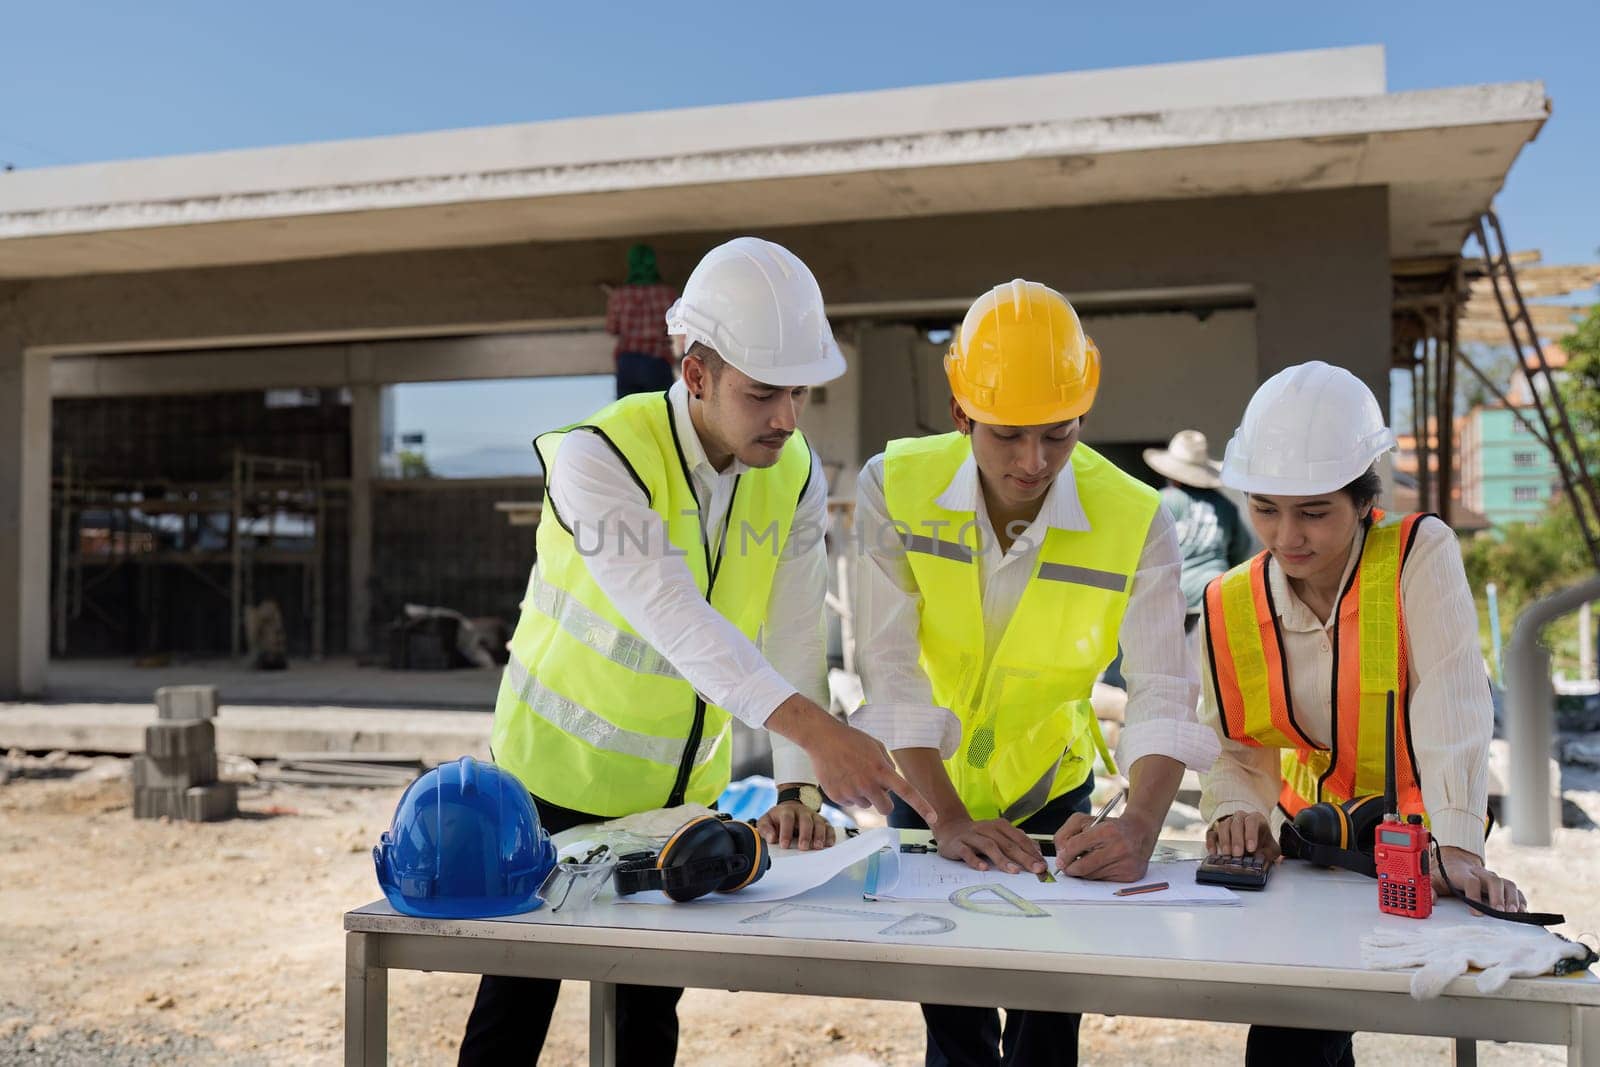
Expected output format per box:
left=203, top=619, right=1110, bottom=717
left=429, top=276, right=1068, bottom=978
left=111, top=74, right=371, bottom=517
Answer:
left=1113, top=881, right=1169, bottom=897
left=1084, top=787, right=1126, bottom=832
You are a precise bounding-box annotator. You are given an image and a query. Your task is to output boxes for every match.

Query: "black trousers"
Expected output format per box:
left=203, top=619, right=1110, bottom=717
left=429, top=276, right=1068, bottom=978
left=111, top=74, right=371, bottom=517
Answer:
left=615, top=351, right=675, bottom=398
left=458, top=794, right=684, bottom=1067
left=1245, top=1025, right=1355, bottom=1066
left=889, top=776, right=1095, bottom=1067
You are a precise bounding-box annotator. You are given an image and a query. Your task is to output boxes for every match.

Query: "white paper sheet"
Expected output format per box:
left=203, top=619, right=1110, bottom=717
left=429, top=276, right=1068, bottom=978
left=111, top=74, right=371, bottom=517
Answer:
left=866, top=851, right=1238, bottom=906
left=616, top=826, right=898, bottom=906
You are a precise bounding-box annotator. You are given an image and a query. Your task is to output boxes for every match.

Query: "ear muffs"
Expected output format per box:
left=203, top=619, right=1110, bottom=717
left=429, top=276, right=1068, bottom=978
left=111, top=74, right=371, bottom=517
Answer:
left=709, top=819, right=769, bottom=893
left=1281, top=795, right=1387, bottom=878
left=613, top=815, right=771, bottom=902
left=1290, top=802, right=1345, bottom=849
left=1342, top=795, right=1385, bottom=853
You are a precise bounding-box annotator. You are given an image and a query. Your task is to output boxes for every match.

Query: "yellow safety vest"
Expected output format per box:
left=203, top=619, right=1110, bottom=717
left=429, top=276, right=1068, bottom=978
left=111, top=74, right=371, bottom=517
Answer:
left=882, top=433, right=1158, bottom=822
left=492, top=391, right=814, bottom=817
left=1202, top=511, right=1428, bottom=817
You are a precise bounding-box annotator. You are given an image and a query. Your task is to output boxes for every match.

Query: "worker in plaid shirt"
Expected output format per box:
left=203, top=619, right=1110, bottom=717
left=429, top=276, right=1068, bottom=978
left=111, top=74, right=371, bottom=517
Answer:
left=604, top=243, right=679, bottom=397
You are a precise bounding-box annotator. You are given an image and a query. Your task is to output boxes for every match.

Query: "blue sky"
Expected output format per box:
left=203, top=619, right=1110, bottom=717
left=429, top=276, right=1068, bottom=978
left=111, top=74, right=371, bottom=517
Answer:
left=4, top=1, right=1595, bottom=471
left=4, top=0, right=1594, bottom=261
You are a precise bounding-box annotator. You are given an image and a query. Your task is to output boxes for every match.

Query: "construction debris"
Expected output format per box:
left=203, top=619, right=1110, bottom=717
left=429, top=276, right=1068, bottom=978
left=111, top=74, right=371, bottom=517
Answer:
left=156, top=685, right=220, bottom=721
left=257, top=752, right=422, bottom=789
left=132, top=685, right=238, bottom=822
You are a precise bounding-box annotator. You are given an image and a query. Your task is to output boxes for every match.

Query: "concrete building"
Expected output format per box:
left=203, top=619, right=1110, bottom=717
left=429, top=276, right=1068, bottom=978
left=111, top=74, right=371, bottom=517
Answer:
left=1394, top=424, right=1491, bottom=533
left=0, top=45, right=1550, bottom=697
left=1460, top=407, right=1566, bottom=526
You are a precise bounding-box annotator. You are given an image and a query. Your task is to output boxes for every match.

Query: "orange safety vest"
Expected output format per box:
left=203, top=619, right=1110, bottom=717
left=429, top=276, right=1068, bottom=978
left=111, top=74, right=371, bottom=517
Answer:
left=1202, top=511, right=1429, bottom=818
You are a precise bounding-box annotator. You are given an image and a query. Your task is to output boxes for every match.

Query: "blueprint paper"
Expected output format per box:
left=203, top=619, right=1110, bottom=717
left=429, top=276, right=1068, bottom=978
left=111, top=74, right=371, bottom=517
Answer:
left=866, top=850, right=1238, bottom=906
left=616, top=827, right=898, bottom=905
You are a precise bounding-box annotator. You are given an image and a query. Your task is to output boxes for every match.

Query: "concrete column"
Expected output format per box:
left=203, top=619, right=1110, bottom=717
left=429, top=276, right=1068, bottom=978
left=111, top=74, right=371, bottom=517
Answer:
left=0, top=294, right=51, bottom=698
left=348, top=381, right=381, bottom=654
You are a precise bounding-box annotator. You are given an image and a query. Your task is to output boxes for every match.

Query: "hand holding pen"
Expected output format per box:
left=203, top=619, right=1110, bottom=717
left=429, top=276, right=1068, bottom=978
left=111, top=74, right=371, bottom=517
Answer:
left=1051, top=786, right=1158, bottom=882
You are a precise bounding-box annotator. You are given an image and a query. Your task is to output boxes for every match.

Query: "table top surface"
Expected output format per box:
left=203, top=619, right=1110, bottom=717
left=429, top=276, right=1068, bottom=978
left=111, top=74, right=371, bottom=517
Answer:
left=348, top=833, right=1600, bottom=1006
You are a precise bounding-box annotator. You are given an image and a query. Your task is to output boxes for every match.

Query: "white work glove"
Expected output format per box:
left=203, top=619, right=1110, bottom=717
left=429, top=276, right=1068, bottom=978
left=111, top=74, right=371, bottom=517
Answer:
left=1361, top=923, right=1590, bottom=999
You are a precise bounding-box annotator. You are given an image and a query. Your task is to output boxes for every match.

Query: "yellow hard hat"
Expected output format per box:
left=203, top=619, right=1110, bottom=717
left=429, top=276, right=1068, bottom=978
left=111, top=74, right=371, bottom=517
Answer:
left=944, top=279, right=1100, bottom=426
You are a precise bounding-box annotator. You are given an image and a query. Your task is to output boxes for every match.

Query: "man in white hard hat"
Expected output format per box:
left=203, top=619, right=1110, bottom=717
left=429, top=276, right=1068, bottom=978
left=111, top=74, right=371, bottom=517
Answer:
left=459, top=237, right=936, bottom=1066
left=1142, top=429, right=1255, bottom=633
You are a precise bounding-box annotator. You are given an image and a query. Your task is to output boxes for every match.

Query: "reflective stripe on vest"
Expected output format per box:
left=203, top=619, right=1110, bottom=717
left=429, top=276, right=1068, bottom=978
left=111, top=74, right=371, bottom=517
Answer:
left=490, top=390, right=811, bottom=817
left=502, top=650, right=719, bottom=768
left=882, top=432, right=1157, bottom=823
left=525, top=577, right=682, bottom=679
left=1203, top=511, right=1428, bottom=816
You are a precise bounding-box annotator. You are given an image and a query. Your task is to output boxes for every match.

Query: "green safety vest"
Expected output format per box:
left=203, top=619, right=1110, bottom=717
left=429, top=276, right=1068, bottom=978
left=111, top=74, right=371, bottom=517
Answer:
left=882, top=433, right=1158, bottom=822
left=492, top=391, right=814, bottom=817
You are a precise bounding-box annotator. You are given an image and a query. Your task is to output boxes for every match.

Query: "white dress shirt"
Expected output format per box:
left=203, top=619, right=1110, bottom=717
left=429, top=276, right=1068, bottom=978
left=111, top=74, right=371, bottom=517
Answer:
left=546, top=380, right=827, bottom=785
left=1197, top=516, right=1492, bottom=856
left=849, top=448, right=1220, bottom=777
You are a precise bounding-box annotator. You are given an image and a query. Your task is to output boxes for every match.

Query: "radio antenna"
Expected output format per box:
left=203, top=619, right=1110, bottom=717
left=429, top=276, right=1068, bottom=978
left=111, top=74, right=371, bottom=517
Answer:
left=1384, top=689, right=1397, bottom=820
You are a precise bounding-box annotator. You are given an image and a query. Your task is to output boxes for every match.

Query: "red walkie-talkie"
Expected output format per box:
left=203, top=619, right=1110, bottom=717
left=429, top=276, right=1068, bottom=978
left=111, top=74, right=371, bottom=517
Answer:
left=1375, top=691, right=1432, bottom=918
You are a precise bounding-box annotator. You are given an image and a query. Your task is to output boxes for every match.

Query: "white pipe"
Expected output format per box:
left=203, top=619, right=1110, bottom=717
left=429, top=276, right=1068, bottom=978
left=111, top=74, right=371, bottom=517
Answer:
left=1580, top=601, right=1594, bottom=683
left=1506, top=573, right=1600, bottom=845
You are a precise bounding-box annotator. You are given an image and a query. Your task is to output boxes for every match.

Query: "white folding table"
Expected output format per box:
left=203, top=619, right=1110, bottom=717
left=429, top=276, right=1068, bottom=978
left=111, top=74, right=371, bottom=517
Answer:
left=345, top=835, right=1600, bottom=1065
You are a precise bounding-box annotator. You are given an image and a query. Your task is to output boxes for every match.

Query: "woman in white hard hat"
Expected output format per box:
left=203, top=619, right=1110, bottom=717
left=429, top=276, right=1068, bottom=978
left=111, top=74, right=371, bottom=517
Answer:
left=1197, top=360, right=1523, bottom=1066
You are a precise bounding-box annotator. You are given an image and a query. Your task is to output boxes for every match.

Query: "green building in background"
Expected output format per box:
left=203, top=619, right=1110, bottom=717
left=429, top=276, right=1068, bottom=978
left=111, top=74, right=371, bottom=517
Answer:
left=1460, top=404, right=1563, bottom=526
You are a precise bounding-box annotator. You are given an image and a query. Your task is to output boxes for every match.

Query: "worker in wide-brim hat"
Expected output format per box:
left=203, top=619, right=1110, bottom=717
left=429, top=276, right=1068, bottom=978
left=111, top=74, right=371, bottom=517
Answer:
left=1144, top=429, right=1256, bottom=632
left=850, top=279, right=1219, bottom=1066
left=1144, top=428, right=1222, bottom=488
left=1199, top=360, right=1524, bottom=1065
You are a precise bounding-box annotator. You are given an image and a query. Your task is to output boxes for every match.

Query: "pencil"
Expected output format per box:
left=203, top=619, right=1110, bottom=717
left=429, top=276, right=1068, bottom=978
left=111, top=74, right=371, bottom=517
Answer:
left=1112, top=881, right=1169, bottom=897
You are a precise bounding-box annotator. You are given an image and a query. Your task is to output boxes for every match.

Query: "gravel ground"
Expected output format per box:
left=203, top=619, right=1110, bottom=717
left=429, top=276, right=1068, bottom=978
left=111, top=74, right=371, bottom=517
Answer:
left=2, top=750, right=1596, bottom=1066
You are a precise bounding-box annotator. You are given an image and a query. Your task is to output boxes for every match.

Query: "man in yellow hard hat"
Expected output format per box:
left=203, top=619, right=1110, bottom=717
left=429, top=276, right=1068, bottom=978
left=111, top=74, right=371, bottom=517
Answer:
left=850, top=279, right=1219, bottom=1066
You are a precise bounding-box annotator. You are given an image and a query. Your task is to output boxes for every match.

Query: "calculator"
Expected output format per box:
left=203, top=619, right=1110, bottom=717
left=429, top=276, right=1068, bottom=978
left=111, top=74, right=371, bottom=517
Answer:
left=1196, top=852, right=1272, bottom=890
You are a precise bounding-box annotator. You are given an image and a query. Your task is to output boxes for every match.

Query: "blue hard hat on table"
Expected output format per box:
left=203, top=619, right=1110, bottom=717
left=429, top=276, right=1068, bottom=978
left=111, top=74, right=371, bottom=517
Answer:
left=373, top=756, right=556, bottom=918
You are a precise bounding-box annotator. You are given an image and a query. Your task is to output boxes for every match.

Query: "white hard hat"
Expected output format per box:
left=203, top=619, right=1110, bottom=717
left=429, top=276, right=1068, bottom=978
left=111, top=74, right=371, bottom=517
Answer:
left=665, top=237, right=846, bottom=388
left=1221, top=361, right=1397, bottom=495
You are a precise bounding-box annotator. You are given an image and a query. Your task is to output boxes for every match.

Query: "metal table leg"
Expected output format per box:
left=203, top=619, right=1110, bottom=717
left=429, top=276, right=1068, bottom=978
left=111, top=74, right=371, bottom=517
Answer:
left=345, top=932, right=388, bottom=1066
left=589, top=980, right=618, bottom=1067
left=1452, top=1037, right=1477, bottom=1066
left=1575, top=1004, right=1600, bottom=1067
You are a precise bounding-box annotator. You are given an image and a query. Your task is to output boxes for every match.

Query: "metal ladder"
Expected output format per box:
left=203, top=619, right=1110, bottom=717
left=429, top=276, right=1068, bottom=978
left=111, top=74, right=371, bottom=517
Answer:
left=1471, top=209, right=1600, bottom=568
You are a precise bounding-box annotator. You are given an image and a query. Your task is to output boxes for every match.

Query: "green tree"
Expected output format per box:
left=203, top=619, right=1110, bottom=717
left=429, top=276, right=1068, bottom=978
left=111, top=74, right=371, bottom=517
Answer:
left=1462, top=496, right=1590, bottom=606
left=397, top=449, right=433, bottom=479
left=1557, top=304, right=1600, bottom=472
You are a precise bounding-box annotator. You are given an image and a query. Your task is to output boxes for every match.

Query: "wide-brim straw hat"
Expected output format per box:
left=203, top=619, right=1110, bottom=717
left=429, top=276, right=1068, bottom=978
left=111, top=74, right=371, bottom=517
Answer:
left=1143, top=429, right=1223, bottom=489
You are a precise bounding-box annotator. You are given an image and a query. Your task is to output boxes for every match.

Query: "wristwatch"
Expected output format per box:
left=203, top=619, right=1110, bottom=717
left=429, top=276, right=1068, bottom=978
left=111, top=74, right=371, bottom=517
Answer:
left=777, top=784, right=823, bottom=813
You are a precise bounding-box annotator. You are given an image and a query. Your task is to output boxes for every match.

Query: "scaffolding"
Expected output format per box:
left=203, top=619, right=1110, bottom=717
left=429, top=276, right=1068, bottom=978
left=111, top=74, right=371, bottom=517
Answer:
left=51, top=450, right=326, bottom=660
left=1392, top=209, right=1600, bottom=567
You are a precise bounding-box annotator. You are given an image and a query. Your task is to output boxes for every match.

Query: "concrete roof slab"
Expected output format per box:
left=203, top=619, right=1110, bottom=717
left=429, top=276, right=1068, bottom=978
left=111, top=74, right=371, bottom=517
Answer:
left=0, top=48, right=1546, bottom=278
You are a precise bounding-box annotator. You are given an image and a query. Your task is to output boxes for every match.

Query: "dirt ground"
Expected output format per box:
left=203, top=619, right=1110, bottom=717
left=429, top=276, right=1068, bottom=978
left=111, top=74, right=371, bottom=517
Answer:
left=3, top=753, right=1598, bottom=1066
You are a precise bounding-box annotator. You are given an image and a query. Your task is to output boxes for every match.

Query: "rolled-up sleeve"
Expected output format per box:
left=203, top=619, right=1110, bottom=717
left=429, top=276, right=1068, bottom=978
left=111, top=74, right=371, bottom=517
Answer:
left=848, top=454, right=962, bottom=758
left=1114, top=506, right=1221, bottom=773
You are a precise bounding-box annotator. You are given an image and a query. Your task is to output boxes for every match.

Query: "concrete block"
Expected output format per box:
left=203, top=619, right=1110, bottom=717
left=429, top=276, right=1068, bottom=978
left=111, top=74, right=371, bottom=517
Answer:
left=132, top=751, right=217, bottom=790
left=145, top=719, right=215, bottom=760
left=184, top=782, right=238, bottom=823
left=156, top=685, right=219, bottom=720
left=132, top=785, right=188, bottom=820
